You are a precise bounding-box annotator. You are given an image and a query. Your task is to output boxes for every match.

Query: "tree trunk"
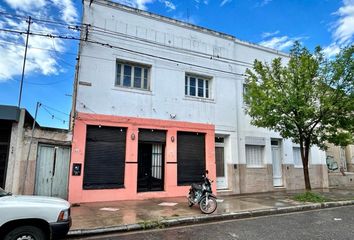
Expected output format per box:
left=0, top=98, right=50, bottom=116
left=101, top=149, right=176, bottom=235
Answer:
left=303, top=165, right=311, bottom=190
left=301, top=140, right=312, bottom=191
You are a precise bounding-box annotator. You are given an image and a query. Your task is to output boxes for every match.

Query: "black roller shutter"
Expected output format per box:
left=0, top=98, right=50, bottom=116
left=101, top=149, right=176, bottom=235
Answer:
left=138, top=129, right=166, bottom=142
left=177, top=132, right=206, bottom=185
left=83, top=125, right=126, bottom=189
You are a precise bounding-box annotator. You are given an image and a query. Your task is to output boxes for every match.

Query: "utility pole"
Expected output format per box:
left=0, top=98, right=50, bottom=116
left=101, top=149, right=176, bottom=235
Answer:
left=18, top=16, right=31, bottom=108
left=21, top=101, right=41, bottom=195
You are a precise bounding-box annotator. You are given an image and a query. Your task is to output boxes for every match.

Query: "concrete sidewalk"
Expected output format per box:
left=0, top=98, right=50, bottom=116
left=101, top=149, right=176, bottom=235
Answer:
left=68, top=188, right=354, bottom=237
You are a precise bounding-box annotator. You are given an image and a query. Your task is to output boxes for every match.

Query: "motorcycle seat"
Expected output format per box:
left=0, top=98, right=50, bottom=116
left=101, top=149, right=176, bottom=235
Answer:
left=192, top=183, right=203, bottom=190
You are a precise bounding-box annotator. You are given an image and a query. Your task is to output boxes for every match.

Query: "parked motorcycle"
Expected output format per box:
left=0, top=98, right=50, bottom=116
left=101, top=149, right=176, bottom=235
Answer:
left=187, top=170, right=217, bottom=214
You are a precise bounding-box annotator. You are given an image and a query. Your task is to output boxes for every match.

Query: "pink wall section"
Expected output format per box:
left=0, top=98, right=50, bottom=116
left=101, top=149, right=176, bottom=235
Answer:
left=68, top=113, right=216, bottom=203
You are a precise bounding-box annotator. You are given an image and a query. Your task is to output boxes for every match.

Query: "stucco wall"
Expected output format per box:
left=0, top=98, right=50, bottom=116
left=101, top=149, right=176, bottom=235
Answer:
left=5, top=109, right=71, bottom=195
left=69, top=113, right=216, bottom=203
left=73, top=0, right=328, bottom=196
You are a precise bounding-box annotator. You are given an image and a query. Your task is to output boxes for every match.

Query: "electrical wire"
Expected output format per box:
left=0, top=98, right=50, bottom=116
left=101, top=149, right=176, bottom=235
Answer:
left=0, top=11, right=84, bottom=30
left=41, top=105, right=69, bottom=124
left=0, top=27, right=248, bottom=77
left=89, top=26, right=254, bottom=67
left=41, top=104, right=71, bottom=116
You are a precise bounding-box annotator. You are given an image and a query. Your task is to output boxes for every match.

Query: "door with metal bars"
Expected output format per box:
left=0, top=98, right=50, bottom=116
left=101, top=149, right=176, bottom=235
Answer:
left=35, top=144, right=71, bottom=199
left=137, top=129, right=166, bottom=192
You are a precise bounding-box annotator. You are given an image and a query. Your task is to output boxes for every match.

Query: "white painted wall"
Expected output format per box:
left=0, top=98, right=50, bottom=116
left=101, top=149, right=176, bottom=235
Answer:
left=76, top=0, right=325, bottom=166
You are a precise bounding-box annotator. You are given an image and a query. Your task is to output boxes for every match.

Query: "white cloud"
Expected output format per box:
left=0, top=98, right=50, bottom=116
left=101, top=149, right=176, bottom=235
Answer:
left=4, top=0, right=78, bottom=23
left=220, top=0, right=232, bottom=7
left=261, top=30, right=280, bottom=38
left=0, top=1, right=77, bottom=81
left=51, top=0, right=78, bottom=23
left=159, top=0, right=176, bottom=11
left=0, top=20, right=65, bottom=81
left=333, top=0, right=354, bottom=44
left=323, top=0, right=354, bottom=58
left=4, top=0, right=46, bottom=12
left=322, top=43, right=341, bottom=58
left=259, top=36, right=295, bottom=51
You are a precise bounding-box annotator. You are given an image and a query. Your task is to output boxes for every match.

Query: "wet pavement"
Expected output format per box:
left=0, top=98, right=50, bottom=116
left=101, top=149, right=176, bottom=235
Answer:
left=70, top=205, right=354, bottom=240
left=70, top=187, right=354, bottom=232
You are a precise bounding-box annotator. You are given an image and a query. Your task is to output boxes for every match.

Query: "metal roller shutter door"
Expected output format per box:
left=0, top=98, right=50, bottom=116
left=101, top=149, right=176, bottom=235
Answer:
left=138, top=129, right=166, bottom=142
left=177, top=132, right=206, bottom=185
left=83, top=125, right=126, bottom=189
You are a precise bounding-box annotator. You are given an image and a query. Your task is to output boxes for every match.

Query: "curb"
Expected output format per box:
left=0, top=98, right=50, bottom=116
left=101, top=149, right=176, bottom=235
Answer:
left=67, top=200, right=354, bottom=237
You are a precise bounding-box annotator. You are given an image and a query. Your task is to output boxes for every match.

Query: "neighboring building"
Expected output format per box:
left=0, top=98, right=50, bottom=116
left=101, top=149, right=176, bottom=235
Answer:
left=0, top=105, right=71, bottom=199
left=326, top=143, right=354, bottom=188
left=69, top=0, right=328, bottom=203
left=326, top=143, right=354, bottom=172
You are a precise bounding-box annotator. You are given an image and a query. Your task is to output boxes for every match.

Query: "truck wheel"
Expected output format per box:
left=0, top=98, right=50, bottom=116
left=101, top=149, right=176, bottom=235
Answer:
left=4, top=225, right=46, bottom=240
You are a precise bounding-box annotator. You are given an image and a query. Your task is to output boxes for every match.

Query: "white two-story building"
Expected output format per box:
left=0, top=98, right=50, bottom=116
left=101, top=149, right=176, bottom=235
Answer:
left=68, top=0, right=328, bottom=203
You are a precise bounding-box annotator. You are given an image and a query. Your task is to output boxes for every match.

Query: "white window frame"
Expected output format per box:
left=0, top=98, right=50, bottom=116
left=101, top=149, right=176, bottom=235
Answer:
left=293, top=147, right=303, bottom=168
left=116, top=61, right=150, bottom=90
left=185, top=74, right=211, bottom=99
left=245, top=144, right=265, bottom=168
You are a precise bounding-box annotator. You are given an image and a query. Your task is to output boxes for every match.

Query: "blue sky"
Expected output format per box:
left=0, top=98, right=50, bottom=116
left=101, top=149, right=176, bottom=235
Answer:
left=0, top=0, right=353, bottom=129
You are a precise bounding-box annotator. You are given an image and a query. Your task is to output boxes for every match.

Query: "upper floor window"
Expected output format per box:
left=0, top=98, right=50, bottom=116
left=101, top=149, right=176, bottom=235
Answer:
left=116, top=61, right=150, bottom=90
left=185, top=74, right=210, bottom=98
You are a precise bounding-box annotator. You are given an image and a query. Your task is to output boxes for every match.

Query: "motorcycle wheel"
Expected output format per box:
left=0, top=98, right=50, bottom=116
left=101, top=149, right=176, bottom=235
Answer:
left=199, top=196, right=217, bottom=214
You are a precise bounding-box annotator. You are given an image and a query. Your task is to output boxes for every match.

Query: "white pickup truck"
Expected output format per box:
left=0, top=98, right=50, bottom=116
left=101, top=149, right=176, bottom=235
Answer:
left=0, top=188, right=71, bottom=240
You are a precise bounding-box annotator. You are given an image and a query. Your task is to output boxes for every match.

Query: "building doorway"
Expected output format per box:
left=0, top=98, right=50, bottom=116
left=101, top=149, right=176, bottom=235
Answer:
left=137, top=129, right=166, bottom=192
left=216, top=136, right=228, bottom=189
left=271, top=139, right=283, bottom=187
left=35, top=144, right=71, bottom=199
left=137, top=143, right=164, bottom=192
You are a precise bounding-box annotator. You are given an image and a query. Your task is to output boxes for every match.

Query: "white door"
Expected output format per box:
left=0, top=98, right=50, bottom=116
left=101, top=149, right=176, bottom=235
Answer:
left=216, top=146, right=227, bottom=189
left=35, top=144, right=71, bottom=199
left=271, top=146, right=283, bottom=187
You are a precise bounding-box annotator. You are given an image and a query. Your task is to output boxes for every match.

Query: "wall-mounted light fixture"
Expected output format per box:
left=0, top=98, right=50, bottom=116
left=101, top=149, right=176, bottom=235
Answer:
left=131, top=133, right=135, bottom=140
left=171, top=136, right=175, bottom=142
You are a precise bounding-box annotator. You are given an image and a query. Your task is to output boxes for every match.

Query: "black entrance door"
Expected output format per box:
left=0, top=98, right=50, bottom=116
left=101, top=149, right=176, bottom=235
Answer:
left=137, top=143, right=164, bottom=192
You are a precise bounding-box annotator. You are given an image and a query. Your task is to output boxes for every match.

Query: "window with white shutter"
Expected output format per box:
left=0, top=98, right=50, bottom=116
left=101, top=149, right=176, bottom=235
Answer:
left=245, top=145, right=264, bottom=168
left=293, top=147, right=302, bottom=168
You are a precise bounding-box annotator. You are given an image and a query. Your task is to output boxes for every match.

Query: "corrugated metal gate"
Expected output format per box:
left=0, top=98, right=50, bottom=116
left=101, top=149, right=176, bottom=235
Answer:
left=83, top=125, right=126, bottom=189
left=35, top=144, right=71, bottom=199
left=177, top=132, right=206, bottom=185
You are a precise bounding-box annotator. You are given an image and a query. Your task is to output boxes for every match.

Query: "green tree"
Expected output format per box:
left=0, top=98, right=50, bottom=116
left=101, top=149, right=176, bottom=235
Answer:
left=244, top=42, right=354, bottom=190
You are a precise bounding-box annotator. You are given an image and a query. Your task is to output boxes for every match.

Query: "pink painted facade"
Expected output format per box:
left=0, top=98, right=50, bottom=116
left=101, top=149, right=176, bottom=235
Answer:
left=68, top=112, right=216, bottom=203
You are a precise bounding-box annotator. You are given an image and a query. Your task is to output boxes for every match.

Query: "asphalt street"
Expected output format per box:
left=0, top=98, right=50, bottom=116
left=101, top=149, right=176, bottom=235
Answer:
left=68, top=205, right=354, bottom=240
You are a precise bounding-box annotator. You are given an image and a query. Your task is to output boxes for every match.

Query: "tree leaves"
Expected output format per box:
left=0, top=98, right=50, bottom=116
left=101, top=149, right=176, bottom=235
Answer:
left=244, top=42, right=354, bottom=190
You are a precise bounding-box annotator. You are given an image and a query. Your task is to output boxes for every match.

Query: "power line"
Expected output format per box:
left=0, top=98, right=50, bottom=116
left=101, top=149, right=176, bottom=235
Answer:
left=41, top=105, right=69, bottom=125
left=0, top=11, right=84, bottom=30
left=41, top=104, right=71, bottom=116
left=89, top=25, right=254, bottom=67
left=0, top=27, right=247, bottom=77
